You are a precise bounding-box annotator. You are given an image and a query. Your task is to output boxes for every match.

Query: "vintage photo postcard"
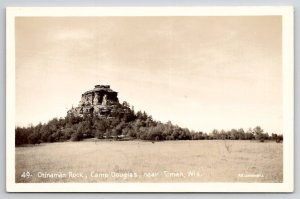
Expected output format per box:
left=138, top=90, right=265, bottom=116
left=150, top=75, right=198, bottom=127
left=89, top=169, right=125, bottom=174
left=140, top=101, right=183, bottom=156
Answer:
left=6, top=7, right=294, bottom=192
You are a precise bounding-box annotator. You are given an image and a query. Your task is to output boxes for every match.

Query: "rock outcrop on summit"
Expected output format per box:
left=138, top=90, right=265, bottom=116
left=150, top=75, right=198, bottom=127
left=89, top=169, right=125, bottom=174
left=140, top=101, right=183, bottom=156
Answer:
left=16, top=84, right=279, bottom=145
left=67, top=85, right=130, bottom=118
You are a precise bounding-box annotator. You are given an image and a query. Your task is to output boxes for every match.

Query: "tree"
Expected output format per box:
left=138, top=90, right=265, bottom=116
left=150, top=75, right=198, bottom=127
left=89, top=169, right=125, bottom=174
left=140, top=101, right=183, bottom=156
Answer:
left=211, top=129, right=219, bottom=139
left=122, top=101, right=130, bottom=108
left=15, top=127, right=29, bottom=145
left=219, top=129, right=227, bottom=140
left=40, top=125, right=51, bottom=142
left=253, top=126, right=264, bottom=141
left=94, top=119, right=108, bottom=139
left=237, top=128, right=245, bottom=140
left=229, top=129, right=239, bottom=140
left=70, top=132, right=82, bottom=141
left=28, top=130, right=40, bottom=144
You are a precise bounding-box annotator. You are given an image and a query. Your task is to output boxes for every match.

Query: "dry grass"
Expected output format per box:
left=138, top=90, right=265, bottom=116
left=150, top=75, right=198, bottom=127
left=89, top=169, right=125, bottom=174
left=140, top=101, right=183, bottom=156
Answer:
left=15, top=140, right=283, bottom=183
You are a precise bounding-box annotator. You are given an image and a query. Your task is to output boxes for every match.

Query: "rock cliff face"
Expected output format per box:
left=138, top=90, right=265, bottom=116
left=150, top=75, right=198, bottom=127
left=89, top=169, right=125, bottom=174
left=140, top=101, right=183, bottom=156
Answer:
left=67, top=85, right=124, bottom=117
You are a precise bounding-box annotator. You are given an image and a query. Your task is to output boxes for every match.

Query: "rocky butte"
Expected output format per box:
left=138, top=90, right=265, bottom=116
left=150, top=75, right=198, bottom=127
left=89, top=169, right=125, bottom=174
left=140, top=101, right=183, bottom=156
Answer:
left=67, top=85, right=131, bottom=118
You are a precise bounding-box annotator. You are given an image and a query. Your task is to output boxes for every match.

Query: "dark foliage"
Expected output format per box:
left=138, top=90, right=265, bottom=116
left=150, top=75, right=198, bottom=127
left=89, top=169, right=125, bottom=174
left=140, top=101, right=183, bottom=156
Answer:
left=15, top=101, right=283, bottom=146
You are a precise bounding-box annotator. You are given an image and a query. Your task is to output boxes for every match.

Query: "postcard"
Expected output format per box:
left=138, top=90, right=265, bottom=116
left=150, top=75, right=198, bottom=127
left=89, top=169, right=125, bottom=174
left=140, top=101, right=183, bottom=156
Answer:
left=6, top=6, right=294, bottom=192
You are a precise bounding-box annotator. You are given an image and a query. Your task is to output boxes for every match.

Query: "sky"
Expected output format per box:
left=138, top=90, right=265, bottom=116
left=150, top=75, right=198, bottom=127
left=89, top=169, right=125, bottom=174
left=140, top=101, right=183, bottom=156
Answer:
left=15, top=16, right=282, bottom=133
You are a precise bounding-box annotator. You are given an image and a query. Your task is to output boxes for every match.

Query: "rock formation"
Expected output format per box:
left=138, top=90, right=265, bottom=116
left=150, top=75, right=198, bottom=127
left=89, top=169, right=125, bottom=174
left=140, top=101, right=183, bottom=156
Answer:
left=67, top=85, right=127, bottom=118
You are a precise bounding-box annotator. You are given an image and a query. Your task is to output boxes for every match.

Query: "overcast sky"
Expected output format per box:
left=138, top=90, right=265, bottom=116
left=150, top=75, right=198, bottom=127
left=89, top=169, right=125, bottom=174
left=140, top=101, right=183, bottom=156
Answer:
left=15, top=16, right=282, bottom=133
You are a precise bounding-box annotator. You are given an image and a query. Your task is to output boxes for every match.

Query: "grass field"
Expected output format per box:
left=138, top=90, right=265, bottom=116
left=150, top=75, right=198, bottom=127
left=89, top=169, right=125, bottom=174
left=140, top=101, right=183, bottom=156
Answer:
left=15, top=140, right=283, bottom=183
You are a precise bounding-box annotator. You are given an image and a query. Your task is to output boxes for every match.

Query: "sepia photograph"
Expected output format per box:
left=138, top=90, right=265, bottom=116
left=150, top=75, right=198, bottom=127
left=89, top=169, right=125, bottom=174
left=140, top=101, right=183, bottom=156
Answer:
left=6, top=7, right=294, bottom=192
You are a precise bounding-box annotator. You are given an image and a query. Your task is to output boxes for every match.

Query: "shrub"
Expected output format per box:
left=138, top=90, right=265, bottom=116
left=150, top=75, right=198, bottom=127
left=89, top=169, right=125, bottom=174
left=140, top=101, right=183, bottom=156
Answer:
left=70, top=132, right=82, bottom=141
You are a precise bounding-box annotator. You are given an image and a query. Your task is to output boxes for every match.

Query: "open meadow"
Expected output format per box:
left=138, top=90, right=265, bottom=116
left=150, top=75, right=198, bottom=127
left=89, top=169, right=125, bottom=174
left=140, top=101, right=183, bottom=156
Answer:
left=15, top=140, right=283, bottom=183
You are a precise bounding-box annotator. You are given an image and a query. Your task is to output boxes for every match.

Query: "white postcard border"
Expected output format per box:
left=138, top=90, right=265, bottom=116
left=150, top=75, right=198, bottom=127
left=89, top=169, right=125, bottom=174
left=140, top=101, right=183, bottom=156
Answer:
left=6, top=6, right=294, bottom=192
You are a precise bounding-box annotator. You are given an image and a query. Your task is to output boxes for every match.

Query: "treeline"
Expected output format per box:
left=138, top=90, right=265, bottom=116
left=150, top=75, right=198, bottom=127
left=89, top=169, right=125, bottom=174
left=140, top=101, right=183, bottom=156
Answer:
left=15, top=102, right=283, bottom=146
